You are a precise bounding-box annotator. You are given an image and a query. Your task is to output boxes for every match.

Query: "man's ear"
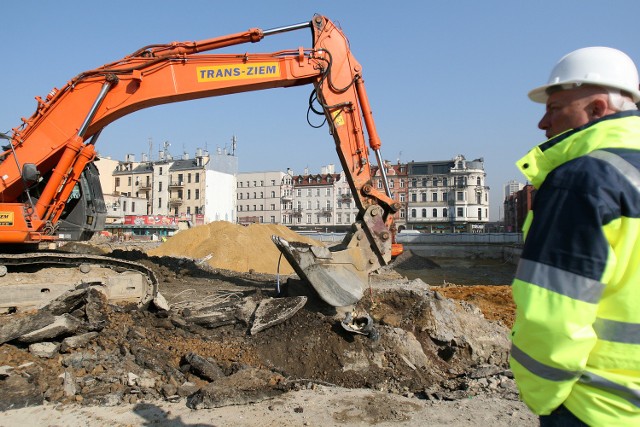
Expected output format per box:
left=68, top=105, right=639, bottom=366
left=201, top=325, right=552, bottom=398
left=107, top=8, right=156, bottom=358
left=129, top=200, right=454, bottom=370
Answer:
left=590, top=97, right=610, bottom=119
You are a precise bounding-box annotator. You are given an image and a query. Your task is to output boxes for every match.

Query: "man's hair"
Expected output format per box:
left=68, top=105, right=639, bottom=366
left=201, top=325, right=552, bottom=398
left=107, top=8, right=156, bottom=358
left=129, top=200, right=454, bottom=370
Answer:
left=546, top=84, right=638, bottom=111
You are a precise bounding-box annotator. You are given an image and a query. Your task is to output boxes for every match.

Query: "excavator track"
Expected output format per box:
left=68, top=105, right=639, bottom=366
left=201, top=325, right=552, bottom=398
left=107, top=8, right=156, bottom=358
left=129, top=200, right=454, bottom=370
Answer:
left=0, top=252, right=159, bottom=314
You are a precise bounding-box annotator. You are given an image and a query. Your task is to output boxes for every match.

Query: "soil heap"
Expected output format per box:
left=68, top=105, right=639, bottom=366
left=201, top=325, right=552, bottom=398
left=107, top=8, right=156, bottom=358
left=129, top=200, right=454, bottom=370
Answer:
left=148, top=221, right=322, bottom=275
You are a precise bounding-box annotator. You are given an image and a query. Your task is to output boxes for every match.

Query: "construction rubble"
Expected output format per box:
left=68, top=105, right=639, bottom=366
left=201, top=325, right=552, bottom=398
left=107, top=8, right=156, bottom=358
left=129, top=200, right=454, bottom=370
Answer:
left=0, top=222, right=519, bottom=411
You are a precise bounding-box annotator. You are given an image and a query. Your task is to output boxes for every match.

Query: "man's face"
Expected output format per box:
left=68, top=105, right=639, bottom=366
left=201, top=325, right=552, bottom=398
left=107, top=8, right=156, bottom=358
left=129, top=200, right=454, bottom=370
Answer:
left=538, top=89, right=594, bottom=139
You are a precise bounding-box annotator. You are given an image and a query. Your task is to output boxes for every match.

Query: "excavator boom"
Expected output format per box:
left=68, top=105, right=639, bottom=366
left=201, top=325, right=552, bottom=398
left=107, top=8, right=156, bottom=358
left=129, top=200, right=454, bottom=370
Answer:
left=0, top=15, right=400, bottom=309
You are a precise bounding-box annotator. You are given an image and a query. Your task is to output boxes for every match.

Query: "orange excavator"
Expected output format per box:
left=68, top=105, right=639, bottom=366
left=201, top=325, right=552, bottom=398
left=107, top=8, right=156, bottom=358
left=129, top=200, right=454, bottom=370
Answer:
left=0, top=15, right=402, bottom=312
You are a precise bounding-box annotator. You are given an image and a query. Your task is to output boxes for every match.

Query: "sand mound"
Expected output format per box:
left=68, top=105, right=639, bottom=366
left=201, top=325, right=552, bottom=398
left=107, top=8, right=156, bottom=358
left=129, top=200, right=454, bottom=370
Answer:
left=147, top=221, right=322, bottom=275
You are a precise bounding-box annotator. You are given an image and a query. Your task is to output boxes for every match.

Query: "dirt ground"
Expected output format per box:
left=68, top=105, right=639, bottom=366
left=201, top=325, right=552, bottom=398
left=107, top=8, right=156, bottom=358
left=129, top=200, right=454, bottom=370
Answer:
left=0, top=222, right=534, bottom=426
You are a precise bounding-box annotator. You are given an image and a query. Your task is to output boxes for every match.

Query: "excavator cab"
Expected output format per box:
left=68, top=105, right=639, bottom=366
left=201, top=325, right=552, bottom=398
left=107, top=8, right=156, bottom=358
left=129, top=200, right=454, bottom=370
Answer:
left=56, top=162, right=107, bottom=242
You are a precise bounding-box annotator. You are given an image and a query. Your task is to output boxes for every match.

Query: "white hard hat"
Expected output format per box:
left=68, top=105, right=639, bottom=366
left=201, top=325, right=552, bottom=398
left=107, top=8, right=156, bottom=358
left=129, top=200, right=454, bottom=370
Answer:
left=528, top=46, right=640, bottom=103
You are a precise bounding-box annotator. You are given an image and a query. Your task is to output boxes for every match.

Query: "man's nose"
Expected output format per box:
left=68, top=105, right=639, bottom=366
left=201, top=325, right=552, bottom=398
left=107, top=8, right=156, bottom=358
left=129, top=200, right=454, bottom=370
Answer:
left=538, top=113, right=550, bottom=131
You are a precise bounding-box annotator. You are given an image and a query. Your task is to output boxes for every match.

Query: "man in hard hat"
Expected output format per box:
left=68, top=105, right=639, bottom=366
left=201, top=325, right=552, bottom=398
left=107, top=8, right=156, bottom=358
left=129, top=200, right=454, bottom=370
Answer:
left=509, top=46, right=640, bottom=426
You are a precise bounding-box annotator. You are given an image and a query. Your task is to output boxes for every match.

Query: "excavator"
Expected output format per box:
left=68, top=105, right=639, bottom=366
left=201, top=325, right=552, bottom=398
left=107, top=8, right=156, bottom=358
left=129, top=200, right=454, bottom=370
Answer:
left=0, top=15, right=402, bottom=313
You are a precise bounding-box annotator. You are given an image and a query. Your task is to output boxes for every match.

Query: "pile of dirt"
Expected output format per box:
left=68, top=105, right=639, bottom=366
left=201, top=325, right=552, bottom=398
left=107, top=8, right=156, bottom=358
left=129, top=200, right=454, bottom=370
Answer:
left=148, top=222, right=322, bottom=275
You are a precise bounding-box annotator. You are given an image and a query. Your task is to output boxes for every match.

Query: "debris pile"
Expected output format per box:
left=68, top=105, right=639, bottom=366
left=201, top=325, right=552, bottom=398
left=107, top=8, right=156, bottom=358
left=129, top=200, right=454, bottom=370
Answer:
left=0, top=223, right=519, bottom=412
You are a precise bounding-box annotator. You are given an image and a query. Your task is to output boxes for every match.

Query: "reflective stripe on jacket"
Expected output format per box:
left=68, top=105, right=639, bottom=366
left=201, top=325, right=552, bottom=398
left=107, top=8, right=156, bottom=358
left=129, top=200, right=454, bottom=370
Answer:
left=510, top=111, right=640, bottom=426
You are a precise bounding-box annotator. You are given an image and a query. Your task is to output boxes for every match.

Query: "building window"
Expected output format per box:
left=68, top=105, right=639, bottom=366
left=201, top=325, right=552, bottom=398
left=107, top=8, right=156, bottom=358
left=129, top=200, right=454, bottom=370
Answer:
left=432, top=192, right=437, bottom=202
left=188, top=173, right=192, bottom=184
left=433, top=208, right=438, bottom=217
left=326, top=188, right=331, bottom=196
left=306, top=214, right=312, bottom=224
left=443, top=177, right=448, bottom=186
left=478, top=208, right=482, bottom=220
left=421, top=208, right=427, bottom=217
left=158, top=182, right=163, bottom=192
left=457, top=207, right=464, bottom=217
left=195, top=174, right=200, bottom=183
left=443, top=192, right=448, bottom=202
left=271, top=191, right=276, bottom=198
left=433, top=178, right=438, bottom=187
left=270, top=216, right=275, bottom=223
left=115, top=177, right=120, bottom=187
left=411, top=193, right=417, bottom=202
left=270, top=204, right=275, bottom=210
left=421, top=193, right=427, bottom=202
left=443, top=208, right=448, bottom=218
left=411, top=209, right=417, bottom=218
left=457, top=192, right=464, bottom=201
left=195, top=189, right=200, bottom=199
left=400, top=193, right=405, bottom=202
left=187, top=189, right=191, bottom=200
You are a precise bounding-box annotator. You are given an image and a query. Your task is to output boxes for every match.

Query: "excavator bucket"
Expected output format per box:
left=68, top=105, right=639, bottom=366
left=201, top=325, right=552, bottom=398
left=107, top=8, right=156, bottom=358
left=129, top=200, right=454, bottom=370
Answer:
left=272, top=208, right=392, bottom=308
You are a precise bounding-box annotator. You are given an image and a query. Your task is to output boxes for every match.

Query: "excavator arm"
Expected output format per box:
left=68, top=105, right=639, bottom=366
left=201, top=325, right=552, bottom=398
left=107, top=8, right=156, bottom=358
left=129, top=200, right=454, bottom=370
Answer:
left=0, top=15, right=401, bottom=308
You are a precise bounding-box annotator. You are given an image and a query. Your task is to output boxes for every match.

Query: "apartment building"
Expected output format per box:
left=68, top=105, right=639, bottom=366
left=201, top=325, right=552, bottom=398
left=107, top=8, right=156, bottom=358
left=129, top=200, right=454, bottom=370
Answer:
left=100, top=148, right=492, bottom=234
left=407, top=155, right=490, bottom=233
left=288, top=165, right=359, bottom=231
left=370, top=161, right=409, bottom=231
left=236, top=170, right=287, bottom=225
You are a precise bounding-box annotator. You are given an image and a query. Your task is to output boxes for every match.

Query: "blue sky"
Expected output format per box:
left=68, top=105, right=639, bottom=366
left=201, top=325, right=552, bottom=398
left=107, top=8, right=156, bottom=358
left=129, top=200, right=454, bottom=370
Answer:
left=2, top=1, right=639, bottom=221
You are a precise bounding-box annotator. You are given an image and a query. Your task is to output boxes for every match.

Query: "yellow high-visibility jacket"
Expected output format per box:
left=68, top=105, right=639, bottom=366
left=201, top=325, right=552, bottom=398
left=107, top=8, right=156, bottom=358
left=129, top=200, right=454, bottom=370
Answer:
left=510, top=111, right=640, bottom=426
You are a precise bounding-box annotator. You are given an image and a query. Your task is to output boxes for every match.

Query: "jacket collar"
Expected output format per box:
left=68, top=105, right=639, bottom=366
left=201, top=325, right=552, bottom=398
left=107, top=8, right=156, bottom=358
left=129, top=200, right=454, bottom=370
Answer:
left=517, top=111, right=640, bottom=188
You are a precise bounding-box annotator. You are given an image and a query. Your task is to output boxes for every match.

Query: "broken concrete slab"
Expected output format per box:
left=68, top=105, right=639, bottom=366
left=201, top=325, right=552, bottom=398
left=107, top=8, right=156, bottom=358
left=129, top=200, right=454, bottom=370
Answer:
left=183, top=352, right=225, bottom=382
left=60, top=332, right=99, bottom=353
left=182, top=300, right=245, bottom=328
left=186, top=367, right=286, bottom=409
left=41, top=288, right=88, bottom=315
left=250, top=296, right=307, bottom=335
left=17, top=314, right=83, bottom=343
left=0, top=311, right=56, bottom=344
left=0, top=373, right=43, bottom=410
left=28, top=342, right=60, bottom=358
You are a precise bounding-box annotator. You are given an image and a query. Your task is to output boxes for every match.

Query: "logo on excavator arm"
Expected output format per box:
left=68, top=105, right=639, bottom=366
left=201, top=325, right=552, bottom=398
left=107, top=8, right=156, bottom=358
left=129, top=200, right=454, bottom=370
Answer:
left=197, top=63, right=280, bottom=82
left=0, top=212, right=13, bottom=226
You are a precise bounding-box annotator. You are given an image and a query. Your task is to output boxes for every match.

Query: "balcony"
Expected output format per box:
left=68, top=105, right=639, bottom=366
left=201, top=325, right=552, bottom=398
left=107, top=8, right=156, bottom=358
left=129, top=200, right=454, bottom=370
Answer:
left=287, top=207, right=303, bottom=217
left=169, top=181, right=184, bottom=188
left=169, top=198, right=183, bottom=206
left=320, top=208, right=332, bottom=216
left=137, top=182, right=152, bottom=190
